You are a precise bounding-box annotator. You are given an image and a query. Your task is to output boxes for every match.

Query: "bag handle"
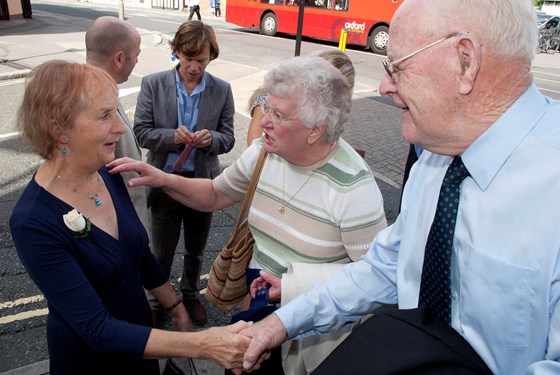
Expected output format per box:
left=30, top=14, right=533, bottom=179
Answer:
left=235, top=147, right=267, bottom=228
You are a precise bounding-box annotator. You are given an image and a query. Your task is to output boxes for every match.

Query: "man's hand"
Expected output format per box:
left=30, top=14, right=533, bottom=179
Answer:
left=233, top=314, right=288, bottom=373
left=249, top=271, right=281, bottom=302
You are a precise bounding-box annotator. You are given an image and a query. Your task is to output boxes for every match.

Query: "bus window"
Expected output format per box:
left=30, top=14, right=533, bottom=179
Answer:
left=335, top=0, right=347, bottom=11
left=309, top=0, right=329, bottom=8
left=227, top=0, right=402, bottom=54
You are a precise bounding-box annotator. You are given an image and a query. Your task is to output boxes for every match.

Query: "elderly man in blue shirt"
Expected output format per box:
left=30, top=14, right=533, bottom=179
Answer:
left=236, top=0, right=560, bottom=374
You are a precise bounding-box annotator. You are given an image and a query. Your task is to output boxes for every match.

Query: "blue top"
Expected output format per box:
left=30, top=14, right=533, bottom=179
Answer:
left=163, top=68, right=206, bottom=174
left=10, top=167, right=167, bottom=375
left=277, top=83, right=560, bottom=374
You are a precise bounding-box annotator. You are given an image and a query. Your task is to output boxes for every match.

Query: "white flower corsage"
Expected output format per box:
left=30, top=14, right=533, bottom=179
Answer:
left=63, top=209, right=91, bottom=239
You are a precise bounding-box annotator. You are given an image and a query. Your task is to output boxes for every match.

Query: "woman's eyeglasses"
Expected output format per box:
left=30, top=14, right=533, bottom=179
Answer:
left=261, top=101, right=298, bottom=125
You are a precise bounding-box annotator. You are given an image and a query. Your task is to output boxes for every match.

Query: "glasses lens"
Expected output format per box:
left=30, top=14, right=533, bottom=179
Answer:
left=262, top=102, right=279, bottom=124
left=261, top=102, right=268, bottom=115
left=382, top=60, right=393, bottom=79
left=271, top=110, right=280, bottom=125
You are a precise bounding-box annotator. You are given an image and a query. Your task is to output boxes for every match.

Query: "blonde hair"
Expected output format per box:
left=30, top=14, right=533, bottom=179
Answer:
left=246, top=49, right=355, bottom=113
left=316, top=49, right=355, bottom=90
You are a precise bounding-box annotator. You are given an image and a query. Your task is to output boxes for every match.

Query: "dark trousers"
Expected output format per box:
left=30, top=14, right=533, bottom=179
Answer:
left=150, top=188, right=212, bottom=302
left=313, top=306, right=492, bottom=375
left=188, top=5, right=201, bottom=20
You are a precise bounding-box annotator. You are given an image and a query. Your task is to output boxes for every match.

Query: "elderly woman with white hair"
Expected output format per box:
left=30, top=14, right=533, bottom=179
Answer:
left=109, top=56, right=387, bottom=373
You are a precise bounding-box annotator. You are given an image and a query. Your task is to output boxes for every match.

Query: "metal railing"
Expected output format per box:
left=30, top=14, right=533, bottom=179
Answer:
left=151, top=0, right=182, bottom=10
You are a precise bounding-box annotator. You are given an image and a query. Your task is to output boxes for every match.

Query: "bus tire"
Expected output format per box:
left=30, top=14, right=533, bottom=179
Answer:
left=369, top=25, right=389, bottom=55
left=260, top=12, right=278, bottom=36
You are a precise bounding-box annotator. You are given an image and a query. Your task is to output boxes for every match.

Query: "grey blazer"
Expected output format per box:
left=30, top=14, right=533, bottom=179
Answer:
left=116, top=103, right=150, bottom=231
left=134, top=69, right=235, bottom=206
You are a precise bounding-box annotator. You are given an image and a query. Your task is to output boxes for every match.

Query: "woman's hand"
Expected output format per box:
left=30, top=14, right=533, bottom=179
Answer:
left=174, top=126, right=212, bottom=149
left=192, top=129, right=212, bottom=149
left=249, top=271, right=281, bottom=302
left=107, top=157, right=169, bottom=188
left=174, top=125, right=192, bottom=145
left=201, top=321, right=252, bottom=370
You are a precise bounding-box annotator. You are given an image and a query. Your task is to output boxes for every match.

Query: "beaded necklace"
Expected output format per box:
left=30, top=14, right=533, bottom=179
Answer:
left=56, top=174, right=103, bottom=207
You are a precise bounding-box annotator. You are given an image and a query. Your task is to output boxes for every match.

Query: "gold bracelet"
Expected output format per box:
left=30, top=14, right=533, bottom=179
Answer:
left=164, top=298, right=183, bottom=312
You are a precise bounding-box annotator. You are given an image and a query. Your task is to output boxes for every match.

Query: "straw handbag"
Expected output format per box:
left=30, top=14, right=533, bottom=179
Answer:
left=205, top=148, right=267, bottom=310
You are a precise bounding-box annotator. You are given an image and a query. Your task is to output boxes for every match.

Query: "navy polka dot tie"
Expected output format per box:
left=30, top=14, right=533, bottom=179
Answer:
left=419, top=156, right=470, bottom=324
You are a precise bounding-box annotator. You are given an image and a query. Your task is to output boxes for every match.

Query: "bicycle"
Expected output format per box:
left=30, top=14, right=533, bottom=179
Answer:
left=537, top=31, right=560, bottom=54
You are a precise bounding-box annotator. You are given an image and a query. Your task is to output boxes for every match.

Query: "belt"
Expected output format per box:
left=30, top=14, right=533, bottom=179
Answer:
left=172, top=171, right=195, bottom=178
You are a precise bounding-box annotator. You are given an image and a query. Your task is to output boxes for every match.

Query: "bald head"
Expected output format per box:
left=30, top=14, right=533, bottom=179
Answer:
left=85, top=16, right=141, bottom=84
left=392, top=0, right=537, bottom=61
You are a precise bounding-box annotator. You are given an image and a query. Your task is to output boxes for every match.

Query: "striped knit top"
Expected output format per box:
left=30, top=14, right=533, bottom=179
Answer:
left=213, top=138, right=387, bottom=277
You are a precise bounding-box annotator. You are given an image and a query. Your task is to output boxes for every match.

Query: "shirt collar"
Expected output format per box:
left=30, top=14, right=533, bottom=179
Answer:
left=174, top=65, right=207, bottom=97
left=462, top=83, right=548, bottom=191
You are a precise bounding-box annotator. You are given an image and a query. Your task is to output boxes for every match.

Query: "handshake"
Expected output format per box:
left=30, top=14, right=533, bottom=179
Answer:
left=199, top=272, right=286, bottom=373
left=206, top=312, right=287, bottom=373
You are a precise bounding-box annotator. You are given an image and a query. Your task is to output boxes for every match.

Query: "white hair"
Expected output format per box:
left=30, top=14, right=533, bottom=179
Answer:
left=264, top=56, right=352, bottom=143
left=434, top=0, right=537, bottom=61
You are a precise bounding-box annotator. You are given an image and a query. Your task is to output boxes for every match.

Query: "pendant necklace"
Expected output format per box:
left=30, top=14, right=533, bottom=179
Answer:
left=57, top=174, right=103, bottom=207
left=278, top=144, right=335, bottom=214
left=279, top=165, right=315, bottom=214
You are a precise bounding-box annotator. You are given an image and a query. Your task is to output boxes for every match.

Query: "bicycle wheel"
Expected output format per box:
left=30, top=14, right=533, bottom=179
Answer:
left=543, top=38, right=554, bottom=54
left=549, top=38, right=560, bottom=54
left=537, top=33, right=547, bottom=53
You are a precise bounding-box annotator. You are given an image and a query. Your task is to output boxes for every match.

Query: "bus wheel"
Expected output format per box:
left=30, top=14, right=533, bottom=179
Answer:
left=260, top=12, right=278, bottom=36
left=369, top=25, right=389, bottom=55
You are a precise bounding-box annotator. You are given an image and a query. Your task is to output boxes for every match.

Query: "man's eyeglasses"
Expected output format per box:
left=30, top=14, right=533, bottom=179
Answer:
left=261, top=100, right=298, bottom=125
left=383, top=33, right=465, bottom=80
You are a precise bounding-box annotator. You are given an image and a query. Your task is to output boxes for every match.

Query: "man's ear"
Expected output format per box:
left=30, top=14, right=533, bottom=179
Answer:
left=456, top=33, right=481, bottom=95
left=114, top=50, right=126, bottom=67
left=307, top=125, right=326, bottom=145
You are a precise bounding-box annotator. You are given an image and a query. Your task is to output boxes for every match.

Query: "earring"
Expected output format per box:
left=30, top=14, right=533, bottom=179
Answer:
left=62, top=147, right=67, bottom=157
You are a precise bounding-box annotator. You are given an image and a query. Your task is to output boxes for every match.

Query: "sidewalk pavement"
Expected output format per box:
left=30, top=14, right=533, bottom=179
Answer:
left=2, top=3, right=557, bottom=375
left=1, top=5, right=234, bottom=374
left=0, top=0, right=410, bottom=218
left=0, top=1, right=168, bottom=80
left=0, top=4, right=404, bottom=374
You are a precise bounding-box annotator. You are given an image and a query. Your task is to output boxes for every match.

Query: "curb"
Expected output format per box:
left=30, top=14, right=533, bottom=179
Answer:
left=0, top=70, right=31, bottom=82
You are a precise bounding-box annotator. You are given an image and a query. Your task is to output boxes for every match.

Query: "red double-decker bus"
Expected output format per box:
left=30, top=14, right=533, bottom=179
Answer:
left=225, top=0, right=404, bottom=55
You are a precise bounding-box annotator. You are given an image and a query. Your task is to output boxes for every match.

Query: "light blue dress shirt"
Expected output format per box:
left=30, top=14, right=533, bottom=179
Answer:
left=163, top=69, right=206, bottom=173
left=277, top=83, right=560, bottom=374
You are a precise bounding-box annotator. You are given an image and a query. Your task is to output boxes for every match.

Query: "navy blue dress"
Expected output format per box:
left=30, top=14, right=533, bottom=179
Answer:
left=10, top=168, right=167, bottom=375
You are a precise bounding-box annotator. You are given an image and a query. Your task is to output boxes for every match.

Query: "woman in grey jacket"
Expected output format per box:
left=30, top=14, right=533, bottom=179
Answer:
left=134, top=20, right=235, bottom=327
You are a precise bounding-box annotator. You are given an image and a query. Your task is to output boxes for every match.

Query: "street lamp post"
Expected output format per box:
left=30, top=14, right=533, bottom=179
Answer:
left=119, top=0, right=125, bottom=19
left=294, top=0, right=305, bottom=56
